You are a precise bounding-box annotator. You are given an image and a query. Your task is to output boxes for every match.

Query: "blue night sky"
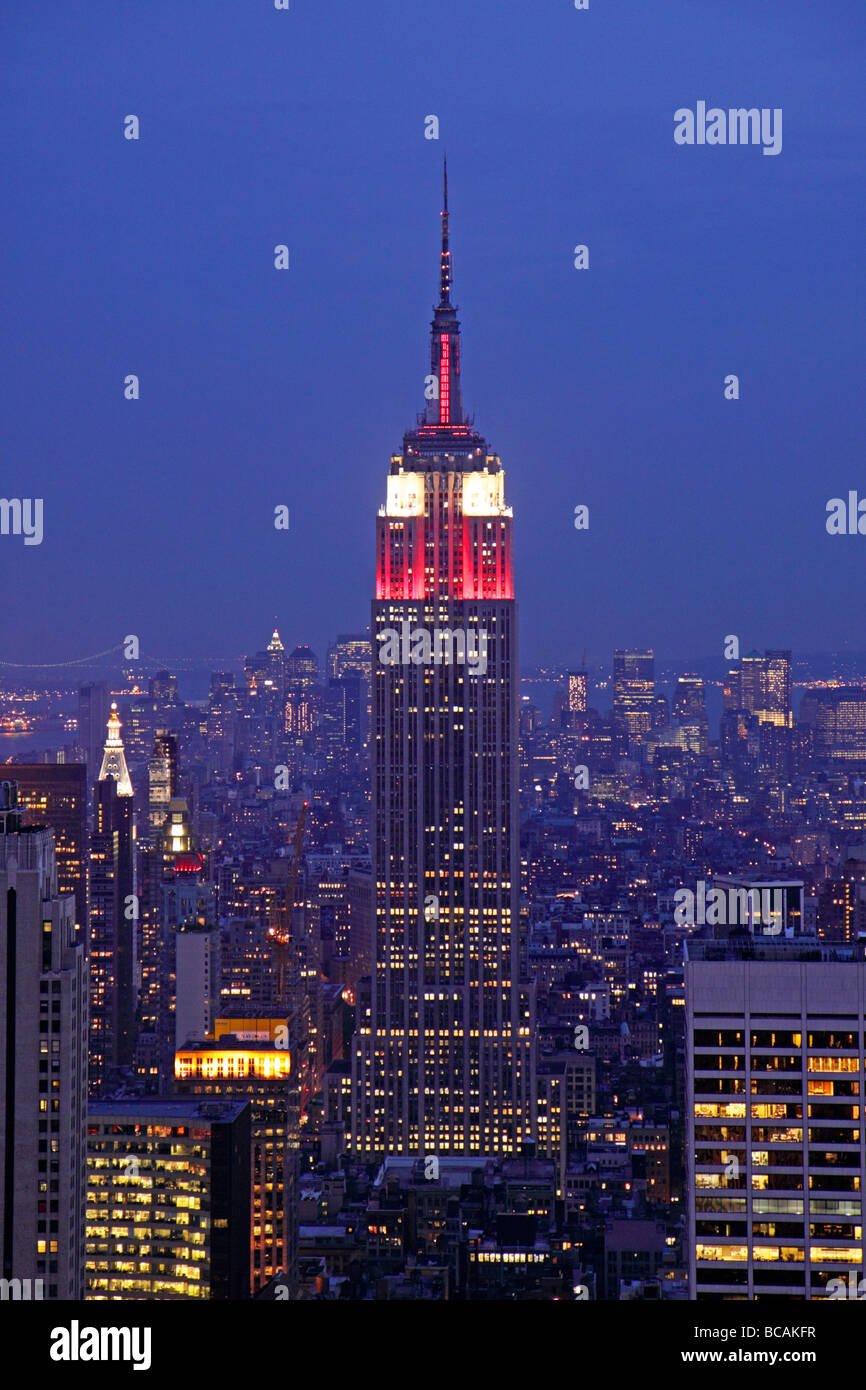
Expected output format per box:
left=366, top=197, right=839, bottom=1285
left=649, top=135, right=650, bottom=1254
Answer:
left=3, top=0, right=865, bottom=674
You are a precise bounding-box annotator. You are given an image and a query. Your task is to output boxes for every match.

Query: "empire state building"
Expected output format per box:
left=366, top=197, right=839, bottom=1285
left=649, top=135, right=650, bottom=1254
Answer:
left=350, top=167, right=536, bottom=1157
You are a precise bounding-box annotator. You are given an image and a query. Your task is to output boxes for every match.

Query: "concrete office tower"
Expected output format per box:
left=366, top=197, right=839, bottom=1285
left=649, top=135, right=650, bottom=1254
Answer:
left=350, top=165, right=535, bottom=1158
left=175, top=920, right=221, bottom=1050
left=85, top=1098, right=250, bottom=1300
left=89, top=704, right=136, bottom=1094
left=0, top=780, right=87, bottom=1300
left=686, top=927, right=866, bottom=1300
left=613, top=650, right=655, bottom=753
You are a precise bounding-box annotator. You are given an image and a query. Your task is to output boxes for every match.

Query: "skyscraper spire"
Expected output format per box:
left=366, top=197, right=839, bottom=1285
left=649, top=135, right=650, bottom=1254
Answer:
left=98, top=702, right=133, bottom=797
left=355, top=172, right=532, bottom=1159
left=424, top=161, right=467, bottom=430
left=439, top=155, right=451, bottom=307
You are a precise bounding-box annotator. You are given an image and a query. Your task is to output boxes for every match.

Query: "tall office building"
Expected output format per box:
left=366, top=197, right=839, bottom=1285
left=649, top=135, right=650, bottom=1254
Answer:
left=567, top=670, right=588, bottom=715
left=206, top=675, right=238, bottom=774
left=245, top=629, right=286, bottom=706
left=136, top=797, right=209, bottom=1092
left=242, top=629, right=288, bottom=763
left=86, top=1098, right=250, bottom=1300
left=285, top=646, right=318, bottom=738
left=88, top=705, right=136, bottom=1094
left=0, top=780, right=88, bottom=1300
left=724, top=649, right=792, bottom=728
left=150, top=669, right=179, bottom=708
left=672, top=675, right=709, bottom=754
left=14, top=763, right=88, bottom=935
left=155, top=805, right=216, bottom=1091
left=350, top=166, right=535, bottom=1158
left=175, top=1021, right=299, bottom=1296
left=613, top=650, right=655, bottom=753
left=686, top=923, right=866, bottom=1300
left=147, top=730, right=178, bottom=836
left=127, top=670, right=183, bottom=763
left=815, top=866, right=866, bottom=943
left=77, top=681, right=110, bottom=779
left=672, top=674, right=706, bottom=726
left=209, top=672, right=235, bottom=704
left=325, top=675, right=363, bottom=757
left=327, top=634, right=371, bottom=683
left=266, top=629, right=288, bottom=714
left=327, top=635, right=371, bottom=753
left=800, top=687, right=866, bottom=764
left=175, top=920, right=221, bottom=1051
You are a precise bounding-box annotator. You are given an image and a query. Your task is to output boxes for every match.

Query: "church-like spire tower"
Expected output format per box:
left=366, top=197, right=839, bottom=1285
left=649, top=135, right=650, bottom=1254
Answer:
left=98, top=702, right=133, bottom=797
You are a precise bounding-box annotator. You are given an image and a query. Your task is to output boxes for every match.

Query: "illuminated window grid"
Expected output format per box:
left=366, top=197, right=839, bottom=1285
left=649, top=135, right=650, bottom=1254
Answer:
left=692, top=1028, right=866, bottom=1295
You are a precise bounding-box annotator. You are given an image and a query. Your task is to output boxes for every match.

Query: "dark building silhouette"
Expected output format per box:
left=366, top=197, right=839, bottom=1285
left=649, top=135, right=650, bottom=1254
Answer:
left=14, top=762, right=88, bottom=935
left=88, top=705, right=136, bottom=1094
left=0, top=779, right=88, bottom=1300
left=77, top=680, right=110, bottom=778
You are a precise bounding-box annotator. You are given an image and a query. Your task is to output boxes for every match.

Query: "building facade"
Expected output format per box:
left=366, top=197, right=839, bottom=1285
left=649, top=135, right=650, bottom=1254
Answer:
left=86, top=1098, right=250, bottom=1299
left=0, top=780, right=87, bottom=1300
left=14, top=763, right=88, bottom=935
left=686, top=933, right=866, bottom=1300
left=613, top=650, right=655, bottom=753
left=350, top=168, right=535, bottom=1158
left=88, top=705, right=136, bottom=1094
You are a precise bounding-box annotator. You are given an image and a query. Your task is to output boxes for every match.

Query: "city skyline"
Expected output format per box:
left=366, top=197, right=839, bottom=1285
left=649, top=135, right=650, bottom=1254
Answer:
left=5, top=0, right=866, bottom=1331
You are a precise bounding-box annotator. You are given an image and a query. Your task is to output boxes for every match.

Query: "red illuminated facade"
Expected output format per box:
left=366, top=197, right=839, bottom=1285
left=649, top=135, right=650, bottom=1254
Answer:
left=374, top=165, right=515, bottom=606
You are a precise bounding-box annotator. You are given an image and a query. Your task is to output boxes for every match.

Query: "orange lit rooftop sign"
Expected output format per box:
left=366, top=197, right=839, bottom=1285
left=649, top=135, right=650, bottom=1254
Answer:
left=174, top=1049, right=291, bottom=1080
